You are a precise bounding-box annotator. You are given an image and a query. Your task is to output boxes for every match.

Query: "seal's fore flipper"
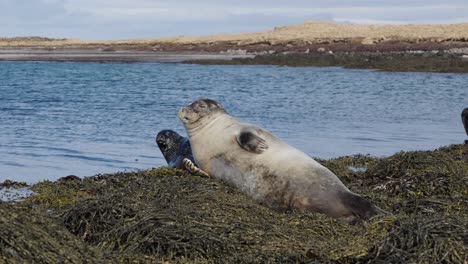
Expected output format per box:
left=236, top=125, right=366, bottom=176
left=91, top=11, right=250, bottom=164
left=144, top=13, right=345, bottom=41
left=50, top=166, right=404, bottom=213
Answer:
left=236, top=128, right=269, bottom=154
left=182, top=158, right=210, bottom=177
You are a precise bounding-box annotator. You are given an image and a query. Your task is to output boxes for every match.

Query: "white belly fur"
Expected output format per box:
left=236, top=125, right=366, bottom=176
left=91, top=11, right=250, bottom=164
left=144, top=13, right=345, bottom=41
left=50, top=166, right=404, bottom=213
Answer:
left=188, top=115, right=347, bottom=202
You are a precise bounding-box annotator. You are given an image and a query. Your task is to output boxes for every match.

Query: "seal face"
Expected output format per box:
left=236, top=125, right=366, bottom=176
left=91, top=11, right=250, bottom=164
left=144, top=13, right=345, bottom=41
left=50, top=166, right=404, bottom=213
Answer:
left=179, top=98, right=383, bottom=224
left=178, top=99, right=226, bottom=127
left=156, top=130, right=194, bottom=168
left=156, top=130, right=210, bottom=177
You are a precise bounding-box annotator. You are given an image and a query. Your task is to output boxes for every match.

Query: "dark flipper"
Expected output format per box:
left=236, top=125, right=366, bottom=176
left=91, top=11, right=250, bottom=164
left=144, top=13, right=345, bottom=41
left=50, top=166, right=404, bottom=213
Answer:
left=340, top=191, right=386, bottom=224
left=235, top=128, right=269, bottom=154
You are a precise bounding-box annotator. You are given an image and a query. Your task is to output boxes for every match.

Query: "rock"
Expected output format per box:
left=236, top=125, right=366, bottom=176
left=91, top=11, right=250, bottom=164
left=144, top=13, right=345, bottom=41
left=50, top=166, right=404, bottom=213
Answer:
left=408, top=50, right=425, bottom=54
left=361, top=37, right=376, bottom=45
left=268, top=40, right=278, bottom=46
left=225, top=49, right=248, bottom=55
left=448, top=48, right=468, bottom=54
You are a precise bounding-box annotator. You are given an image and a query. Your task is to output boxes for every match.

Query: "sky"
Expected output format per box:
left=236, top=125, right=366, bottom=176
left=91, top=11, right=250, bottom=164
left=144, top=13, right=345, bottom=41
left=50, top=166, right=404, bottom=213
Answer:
left=1, top=0, right=467, bottom=40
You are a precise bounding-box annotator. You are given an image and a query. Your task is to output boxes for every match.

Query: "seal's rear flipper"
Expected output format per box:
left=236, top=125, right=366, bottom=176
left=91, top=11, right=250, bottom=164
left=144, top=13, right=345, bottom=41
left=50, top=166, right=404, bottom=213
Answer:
left=340, top=191, right=386, bottom=224
left=236, top=128, right=269, bottom=154
left=182, top=158, right=210, bottom=177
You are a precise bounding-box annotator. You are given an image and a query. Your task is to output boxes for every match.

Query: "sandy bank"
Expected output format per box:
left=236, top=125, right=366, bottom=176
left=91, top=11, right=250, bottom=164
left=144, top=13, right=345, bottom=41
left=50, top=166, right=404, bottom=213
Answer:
left=154, top=21, right=468, bottom=45
left=0, top=49, right=253, bottom=63
left=2, top=22, right=468, bottom=47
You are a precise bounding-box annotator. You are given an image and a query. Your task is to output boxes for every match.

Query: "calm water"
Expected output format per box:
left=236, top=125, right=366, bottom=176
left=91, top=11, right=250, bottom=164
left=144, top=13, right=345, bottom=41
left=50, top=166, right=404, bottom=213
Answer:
left=0, top=62, right=467, bottom=183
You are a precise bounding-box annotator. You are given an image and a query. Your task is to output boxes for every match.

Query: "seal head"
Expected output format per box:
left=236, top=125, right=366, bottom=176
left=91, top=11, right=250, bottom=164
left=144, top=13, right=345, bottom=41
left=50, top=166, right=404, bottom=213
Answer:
left=156, top=130, right=193, bottom=168
left=178, top=99, right=226, bottom=131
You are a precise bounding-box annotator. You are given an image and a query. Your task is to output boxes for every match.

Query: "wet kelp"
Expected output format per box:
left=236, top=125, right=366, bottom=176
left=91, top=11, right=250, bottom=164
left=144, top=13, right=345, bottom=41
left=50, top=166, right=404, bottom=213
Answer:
left=187, top=52, right=468, bottom=73
left=2, top=144, right=467, bottom=263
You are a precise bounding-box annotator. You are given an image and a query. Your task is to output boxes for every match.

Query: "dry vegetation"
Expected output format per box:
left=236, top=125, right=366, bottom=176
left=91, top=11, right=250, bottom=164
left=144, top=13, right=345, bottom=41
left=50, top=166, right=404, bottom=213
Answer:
left=1, top=21, right=468, bottom=47
left=154, top=21, right=468, bottom=45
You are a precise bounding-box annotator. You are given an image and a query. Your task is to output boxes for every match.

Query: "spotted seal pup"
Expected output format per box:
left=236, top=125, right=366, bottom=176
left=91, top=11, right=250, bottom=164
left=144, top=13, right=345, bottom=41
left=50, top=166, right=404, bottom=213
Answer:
left=178, top=98, right=384, bottom=223
left=156, top=130, right=209, bottom=177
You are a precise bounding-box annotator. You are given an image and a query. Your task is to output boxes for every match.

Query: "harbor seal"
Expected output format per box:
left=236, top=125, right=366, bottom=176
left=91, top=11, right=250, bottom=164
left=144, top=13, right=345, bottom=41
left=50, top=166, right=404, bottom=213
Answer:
left=178, top=99, right=384, bottom=224
left=462, top=108, right=468, bottom=144
left=156, top=130, right=209, bottom=177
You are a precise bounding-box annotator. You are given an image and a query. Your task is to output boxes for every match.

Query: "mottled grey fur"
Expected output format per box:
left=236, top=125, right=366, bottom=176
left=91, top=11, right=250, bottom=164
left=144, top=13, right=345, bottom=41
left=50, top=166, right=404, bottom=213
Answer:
left=156, top=130, right=194, bottom=168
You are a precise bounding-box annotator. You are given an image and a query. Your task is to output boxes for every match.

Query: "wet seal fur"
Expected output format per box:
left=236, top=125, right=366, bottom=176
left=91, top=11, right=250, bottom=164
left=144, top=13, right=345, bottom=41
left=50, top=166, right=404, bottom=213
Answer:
left=156, top=130, right=209, bottom=177
left=156, top=130, right=194, bottom=168
left=179, top=99, right=384, bottom=224
left=462, top=108, right=468, bottom=144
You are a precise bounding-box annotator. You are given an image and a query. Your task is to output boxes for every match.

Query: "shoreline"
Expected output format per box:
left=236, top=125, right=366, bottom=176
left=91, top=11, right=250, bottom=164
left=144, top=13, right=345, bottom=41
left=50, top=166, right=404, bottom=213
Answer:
left=0, top=49, right=254, bottom=63
left=186, top=51, right=468, bottom=73
left=2, top=142, right=466, bottom=193
left=1, top=43, right=467, bottom=72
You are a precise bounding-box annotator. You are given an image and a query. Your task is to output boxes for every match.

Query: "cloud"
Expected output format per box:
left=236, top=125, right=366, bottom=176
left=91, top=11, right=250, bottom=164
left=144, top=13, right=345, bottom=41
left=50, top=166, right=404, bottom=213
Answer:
left=0, top=0, right=467, bottom=39
left=0, top=0, right=65, bottom=21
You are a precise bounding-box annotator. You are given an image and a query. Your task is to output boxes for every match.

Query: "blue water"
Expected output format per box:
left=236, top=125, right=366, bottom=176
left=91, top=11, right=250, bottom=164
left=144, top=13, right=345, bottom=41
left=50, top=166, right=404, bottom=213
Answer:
left=0, top=62, right=467, bottom=183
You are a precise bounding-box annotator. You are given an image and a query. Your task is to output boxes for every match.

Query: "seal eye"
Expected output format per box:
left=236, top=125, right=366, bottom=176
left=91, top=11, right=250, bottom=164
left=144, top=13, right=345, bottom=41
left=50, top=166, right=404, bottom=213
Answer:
left=156, top=138, right=167, bottom=147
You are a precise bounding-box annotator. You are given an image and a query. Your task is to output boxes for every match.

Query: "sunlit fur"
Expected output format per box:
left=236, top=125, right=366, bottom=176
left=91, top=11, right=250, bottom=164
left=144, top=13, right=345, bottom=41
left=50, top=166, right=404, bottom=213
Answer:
left=179, top=99, right=384, bottom=224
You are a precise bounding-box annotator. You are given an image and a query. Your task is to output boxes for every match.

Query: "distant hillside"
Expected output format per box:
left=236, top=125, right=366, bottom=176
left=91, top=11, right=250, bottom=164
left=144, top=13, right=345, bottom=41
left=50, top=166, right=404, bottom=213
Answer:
left=0, top=36, right=65, bottom=42
left=1, top=21, right=467, bottom=47
left=153, top=21, right=468, bottom=45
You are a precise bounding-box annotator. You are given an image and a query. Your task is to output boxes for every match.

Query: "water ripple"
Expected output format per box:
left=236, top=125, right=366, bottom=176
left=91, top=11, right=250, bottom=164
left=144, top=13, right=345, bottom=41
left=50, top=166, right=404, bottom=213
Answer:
left=0, top=62, right=467, bottom=183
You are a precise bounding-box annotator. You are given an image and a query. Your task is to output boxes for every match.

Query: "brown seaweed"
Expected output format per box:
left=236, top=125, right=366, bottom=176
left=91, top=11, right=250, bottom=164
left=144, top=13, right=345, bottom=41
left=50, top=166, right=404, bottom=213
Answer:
left=1, top=144, right=466, bottom=263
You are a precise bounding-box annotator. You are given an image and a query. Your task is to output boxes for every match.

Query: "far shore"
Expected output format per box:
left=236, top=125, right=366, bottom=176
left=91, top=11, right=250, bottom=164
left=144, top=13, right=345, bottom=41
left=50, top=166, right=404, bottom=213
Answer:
left=0, top=49, right=254, bottom=63
left=1, top=21, right=468, bottom=71
left=1, top=46, right=467, bottom=73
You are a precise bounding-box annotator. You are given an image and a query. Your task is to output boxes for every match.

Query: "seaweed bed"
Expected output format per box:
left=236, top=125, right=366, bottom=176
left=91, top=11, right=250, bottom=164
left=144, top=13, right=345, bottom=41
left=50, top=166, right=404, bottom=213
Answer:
left=186, top=52, right=468, bottom=73
left=1, top=144, right=467, bottom=263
